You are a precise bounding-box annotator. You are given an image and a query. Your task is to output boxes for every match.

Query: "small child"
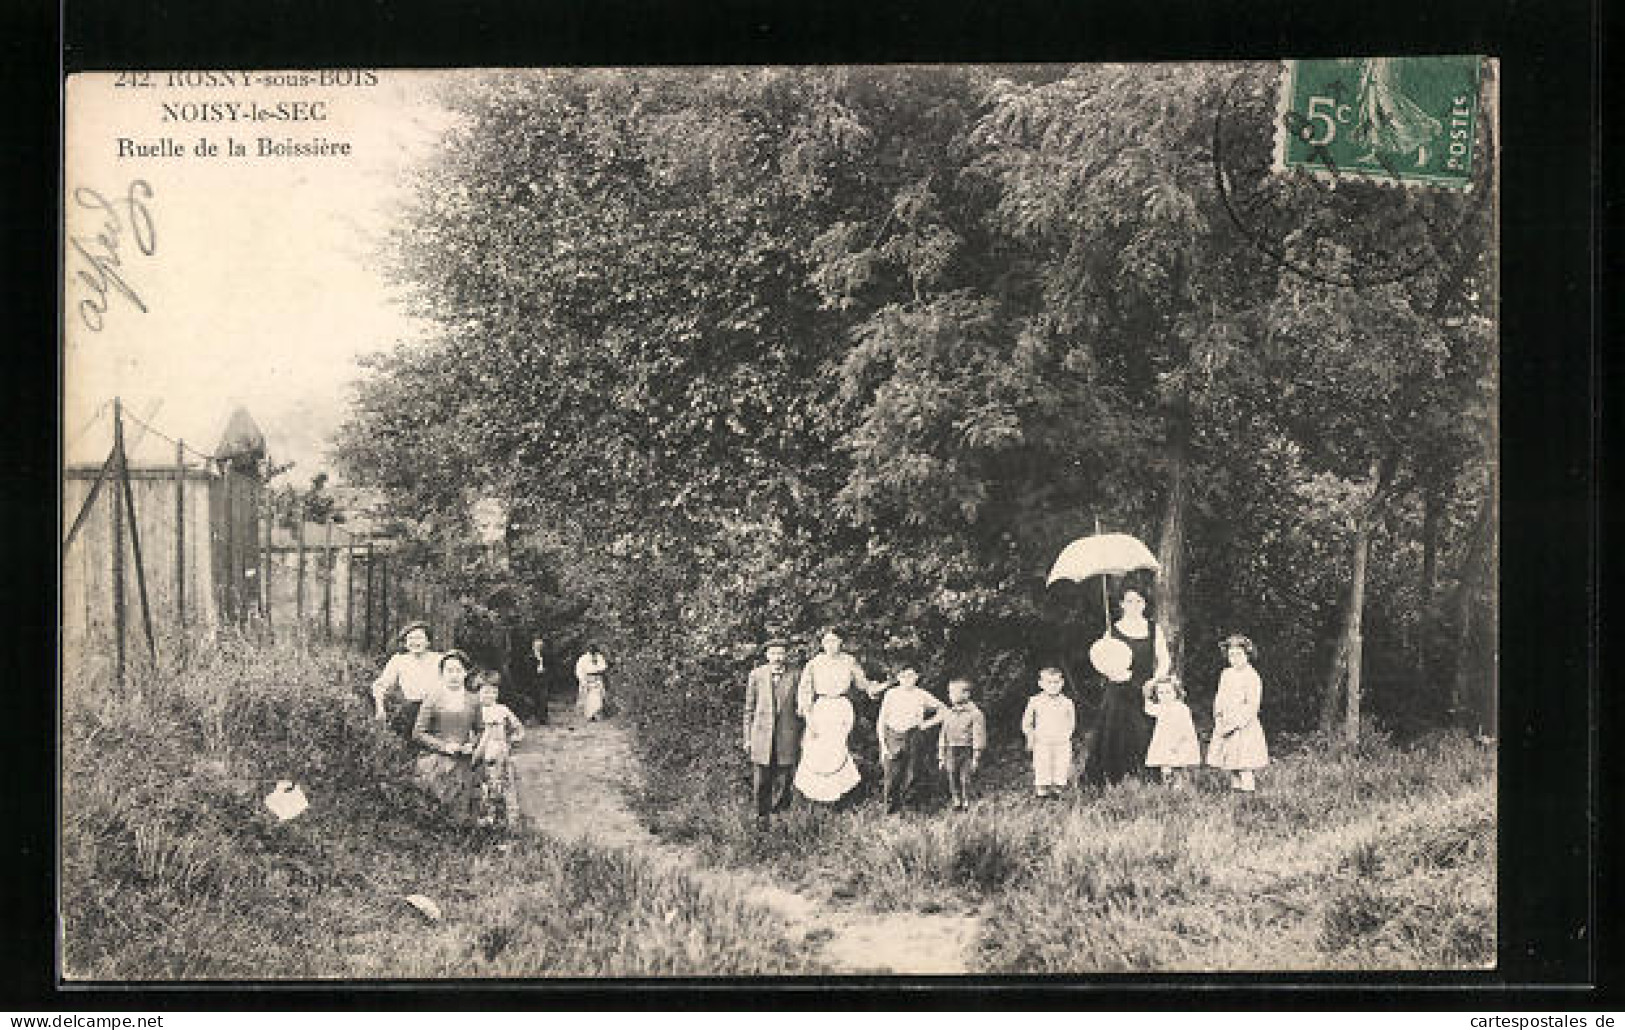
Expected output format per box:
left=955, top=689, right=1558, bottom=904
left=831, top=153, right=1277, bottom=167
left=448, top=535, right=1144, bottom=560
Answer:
left=936, top=678, right=987, bottom=811
left=1021, top=667, right=1076, bottom=798
left=877, top=666, right=946, bottom=814
left=1143, top=674, right=1200, bottom=785
left=470, top=671, right=525, bottom=827
left=1207, top=634, right=1269, bottom=792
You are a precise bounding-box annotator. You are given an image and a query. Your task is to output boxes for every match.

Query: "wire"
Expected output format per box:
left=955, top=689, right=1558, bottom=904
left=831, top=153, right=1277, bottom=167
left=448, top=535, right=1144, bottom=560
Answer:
left=103, top=401, right=392, bottom=552
left=119, top=408, right=222, bottom=464
left=64, top=400, right=110, bottom=450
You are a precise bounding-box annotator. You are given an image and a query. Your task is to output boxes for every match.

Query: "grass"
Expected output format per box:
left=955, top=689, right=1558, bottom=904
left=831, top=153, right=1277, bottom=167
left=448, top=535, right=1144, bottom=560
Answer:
left=624, top=646, right=1496, bottom=973
left=60, top=634, right=824, bottom=979
left=973, top=736, right=1495, bottom=972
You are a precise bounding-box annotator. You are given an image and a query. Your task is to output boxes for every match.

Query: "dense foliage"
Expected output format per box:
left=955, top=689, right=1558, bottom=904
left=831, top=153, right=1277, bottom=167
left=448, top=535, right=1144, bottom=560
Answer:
left=335, top=65, right=1496, bottom=747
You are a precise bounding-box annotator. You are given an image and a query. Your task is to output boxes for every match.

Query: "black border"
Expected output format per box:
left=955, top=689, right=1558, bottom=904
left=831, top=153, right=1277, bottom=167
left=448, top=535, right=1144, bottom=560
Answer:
left=10, top=0, right=1603, bottom=1009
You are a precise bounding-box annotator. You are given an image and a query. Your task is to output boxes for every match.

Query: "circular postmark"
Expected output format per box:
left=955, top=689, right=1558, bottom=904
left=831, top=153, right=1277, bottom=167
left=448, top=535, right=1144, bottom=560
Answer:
left=1210, top=60, right=1495, bottom=289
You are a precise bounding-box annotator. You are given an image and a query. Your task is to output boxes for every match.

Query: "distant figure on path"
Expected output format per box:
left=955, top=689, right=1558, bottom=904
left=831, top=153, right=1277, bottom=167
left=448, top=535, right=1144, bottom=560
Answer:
left=794, top=630, right=885, bottom=805
left=1207, top=635, right=1269, bottom=792
left=528, top=634, right=550, bottom=725
left=575, top=644, right=610, bottom=721
left=741, top=638, right=803, bottom=829
left=371, top=621, right=444, bottom=739
left=1087, top=588, right=1170, bottom=785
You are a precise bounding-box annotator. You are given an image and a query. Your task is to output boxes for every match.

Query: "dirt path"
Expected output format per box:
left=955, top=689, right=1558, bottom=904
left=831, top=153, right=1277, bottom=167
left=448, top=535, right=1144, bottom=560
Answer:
left=509, top=703, right=981, bottom=975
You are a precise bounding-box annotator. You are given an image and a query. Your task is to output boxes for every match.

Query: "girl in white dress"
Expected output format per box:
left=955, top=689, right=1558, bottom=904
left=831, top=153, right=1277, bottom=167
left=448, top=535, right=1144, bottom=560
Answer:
left=1206, top=635, right=1269, bottom=791
left=1143, top=675, right=1201, bottom=785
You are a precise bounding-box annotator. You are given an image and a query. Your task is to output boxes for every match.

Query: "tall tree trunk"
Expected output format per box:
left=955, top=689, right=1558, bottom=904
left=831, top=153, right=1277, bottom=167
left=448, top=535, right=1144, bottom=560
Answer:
left=1156, top=398, right=1192, bottom=681
left=1417, top=483, right=1443, bottom=691
left=1341, top=516, right=1373, bottom=742
left=1451, top=463, right=1497, bottom=730
left=1320, top=455, right=1398, bottom=742
left=1421, top=485, right=1441, bottom=601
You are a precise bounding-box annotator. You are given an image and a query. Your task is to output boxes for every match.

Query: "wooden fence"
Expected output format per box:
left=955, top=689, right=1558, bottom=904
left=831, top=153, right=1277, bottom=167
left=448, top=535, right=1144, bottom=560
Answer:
left=62, top=399, right=456, bottom=683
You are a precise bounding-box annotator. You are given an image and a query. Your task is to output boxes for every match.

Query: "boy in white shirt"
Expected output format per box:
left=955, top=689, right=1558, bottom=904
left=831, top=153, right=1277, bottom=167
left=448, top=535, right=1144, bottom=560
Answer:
left=1021, top=666, right=1076, bottom=798
left=877, top=666, right=946, bottom=814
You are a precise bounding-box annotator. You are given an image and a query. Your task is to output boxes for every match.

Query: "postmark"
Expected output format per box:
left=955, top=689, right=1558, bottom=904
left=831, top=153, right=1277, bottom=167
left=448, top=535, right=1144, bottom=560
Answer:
left=1211, top=58, right=1495, bottom=288
left=1275, top=57, right=1484, bottom=191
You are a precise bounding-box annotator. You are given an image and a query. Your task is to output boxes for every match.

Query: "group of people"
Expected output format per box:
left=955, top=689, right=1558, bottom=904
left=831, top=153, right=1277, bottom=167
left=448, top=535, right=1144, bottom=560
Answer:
left=369, top=621, right=613, bottom=828
left=742, top=589, right=1270, bottom=829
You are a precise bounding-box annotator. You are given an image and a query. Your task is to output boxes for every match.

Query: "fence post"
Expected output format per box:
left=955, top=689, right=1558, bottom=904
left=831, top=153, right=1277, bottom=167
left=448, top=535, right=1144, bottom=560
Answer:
left=115, top=416, right=159, bottom=669
left=221, top=466, right=235, bottom=624
left=111, top=401, right=127, bottom=686
left=175, top=440, right=186, bottom=641
left=262, top=493, right=274, bottom=638
left=363, top=541, right=375, bottom=653
left=295, top=509, right=307, bottom=637
left=345, top=537, right=356, bottom=649
left=379, top=552, right=391, bottom=645
left=322, top=516, right=334, bottom=641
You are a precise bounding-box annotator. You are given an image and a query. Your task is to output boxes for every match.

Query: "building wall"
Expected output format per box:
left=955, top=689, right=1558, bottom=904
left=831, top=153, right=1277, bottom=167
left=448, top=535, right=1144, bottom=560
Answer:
left=62, top=463, right=256, bottom=655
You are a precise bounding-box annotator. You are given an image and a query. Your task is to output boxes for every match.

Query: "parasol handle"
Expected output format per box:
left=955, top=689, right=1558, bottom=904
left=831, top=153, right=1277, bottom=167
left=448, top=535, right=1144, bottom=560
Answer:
left=1096, top=515, right=1111, bottom=636
left=1101, top=574, right=1111, bottom=636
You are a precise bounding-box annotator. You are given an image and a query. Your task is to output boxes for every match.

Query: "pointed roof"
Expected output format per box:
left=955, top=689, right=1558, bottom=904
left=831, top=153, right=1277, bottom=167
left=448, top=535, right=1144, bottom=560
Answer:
left=215, top=406, right=266, bottom=461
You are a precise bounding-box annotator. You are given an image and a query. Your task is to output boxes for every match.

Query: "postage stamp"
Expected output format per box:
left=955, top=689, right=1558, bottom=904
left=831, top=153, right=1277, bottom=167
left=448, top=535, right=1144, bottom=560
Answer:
left=1274, top=56, right=1484, bottom=189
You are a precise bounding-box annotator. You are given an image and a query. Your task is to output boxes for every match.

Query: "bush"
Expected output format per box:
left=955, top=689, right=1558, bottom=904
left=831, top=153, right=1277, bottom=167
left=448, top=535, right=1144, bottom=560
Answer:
left=60, top=637, right=823, bottom=979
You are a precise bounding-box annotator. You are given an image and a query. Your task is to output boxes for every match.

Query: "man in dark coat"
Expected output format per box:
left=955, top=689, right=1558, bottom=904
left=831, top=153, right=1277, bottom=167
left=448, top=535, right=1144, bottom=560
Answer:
left=742, top=638, right=803, bottom=829
left=527, top=634, right=550, bottom=724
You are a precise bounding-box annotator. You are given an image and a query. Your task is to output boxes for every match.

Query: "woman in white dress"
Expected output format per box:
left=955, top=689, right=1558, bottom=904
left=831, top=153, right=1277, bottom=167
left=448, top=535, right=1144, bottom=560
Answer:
left=792, top=631, right=881, bottom=804
left=1206, top=635, right=1270, bottom=791
left=575, top=644, right=610, bottom=721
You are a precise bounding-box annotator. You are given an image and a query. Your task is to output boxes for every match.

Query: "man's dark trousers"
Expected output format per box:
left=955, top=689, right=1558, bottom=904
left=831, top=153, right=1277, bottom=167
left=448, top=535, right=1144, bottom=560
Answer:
left=753, top=741, right=795, bottom=818
left=882, top=727, right=924, bottom=813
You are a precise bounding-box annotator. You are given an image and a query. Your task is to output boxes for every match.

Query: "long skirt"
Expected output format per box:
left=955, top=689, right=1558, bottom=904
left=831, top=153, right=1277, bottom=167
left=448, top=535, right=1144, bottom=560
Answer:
left=578, top=676, right=607, bottom=720
left=415, top=751, right=480, bottom=825
left=1090, top=681, right=1154, bottom=785
left=794, top=695, right=861, bottom=803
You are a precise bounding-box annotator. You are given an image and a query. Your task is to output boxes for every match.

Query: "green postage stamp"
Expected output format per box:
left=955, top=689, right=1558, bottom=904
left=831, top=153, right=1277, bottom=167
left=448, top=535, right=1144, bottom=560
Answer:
left=1275, top=56, right=1485, bottom=189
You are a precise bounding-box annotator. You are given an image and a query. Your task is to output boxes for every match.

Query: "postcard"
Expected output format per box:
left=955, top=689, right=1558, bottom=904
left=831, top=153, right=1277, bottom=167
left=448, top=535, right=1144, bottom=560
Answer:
left=61, top=62, right=1498, bottom=980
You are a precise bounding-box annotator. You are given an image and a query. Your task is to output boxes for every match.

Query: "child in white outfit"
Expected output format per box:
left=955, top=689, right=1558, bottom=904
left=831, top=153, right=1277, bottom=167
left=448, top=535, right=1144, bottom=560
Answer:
left=470, top=672, right=525, bottom=827
left=1021, top=667, right=1076, bottom=798
left=1207, top=634, right=1270, bottom=792
left=1143, top=675, right=1201, bottom=785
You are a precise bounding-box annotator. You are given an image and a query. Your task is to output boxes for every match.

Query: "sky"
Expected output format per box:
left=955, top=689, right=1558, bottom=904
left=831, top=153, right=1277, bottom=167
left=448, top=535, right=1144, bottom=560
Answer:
left=63, top=70, right=459, bottom=480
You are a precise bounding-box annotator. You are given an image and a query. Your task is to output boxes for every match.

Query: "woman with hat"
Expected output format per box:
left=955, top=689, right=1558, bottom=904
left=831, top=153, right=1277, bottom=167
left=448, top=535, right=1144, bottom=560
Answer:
left=410, top=649, right=482, bottom=822
left=371, top=620, right=444, bottom=738
left=1207, top=634, right=1269, bottom=792
left=1087, top=587, right=1170, bottom=786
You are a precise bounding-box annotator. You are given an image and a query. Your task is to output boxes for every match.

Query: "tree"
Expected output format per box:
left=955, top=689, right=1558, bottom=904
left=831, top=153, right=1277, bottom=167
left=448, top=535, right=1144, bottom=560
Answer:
left=334, top=64, right=1496, bottom=748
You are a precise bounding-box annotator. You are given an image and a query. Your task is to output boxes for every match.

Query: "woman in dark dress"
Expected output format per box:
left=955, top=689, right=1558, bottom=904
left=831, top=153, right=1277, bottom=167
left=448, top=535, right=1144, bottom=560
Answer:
left=1088, top=588, right=1171, bottom=785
